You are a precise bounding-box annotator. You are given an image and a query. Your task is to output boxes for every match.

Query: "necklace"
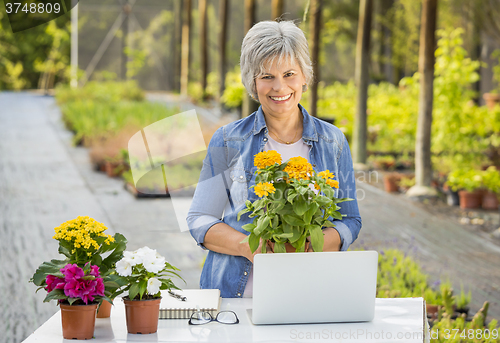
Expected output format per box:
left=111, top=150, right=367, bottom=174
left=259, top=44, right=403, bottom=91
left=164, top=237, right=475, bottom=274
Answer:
left=269, top=127, right=299, bottom=145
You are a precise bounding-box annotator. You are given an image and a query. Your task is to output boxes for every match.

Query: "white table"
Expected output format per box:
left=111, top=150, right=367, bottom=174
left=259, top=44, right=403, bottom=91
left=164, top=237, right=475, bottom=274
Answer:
left=23, top=298, right=429, bottom=342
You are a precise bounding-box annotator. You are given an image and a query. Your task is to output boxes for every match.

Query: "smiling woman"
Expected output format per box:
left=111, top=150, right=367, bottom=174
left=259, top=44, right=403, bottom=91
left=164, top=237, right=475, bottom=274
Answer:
left=187, top=20, right=362, bottom=298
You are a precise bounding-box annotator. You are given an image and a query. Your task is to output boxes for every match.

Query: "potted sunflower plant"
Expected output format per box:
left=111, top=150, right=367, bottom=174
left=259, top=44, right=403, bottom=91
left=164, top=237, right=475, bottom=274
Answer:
left=111, top=246, right=184, bottom=334
left=30, top=216, right=127, bottom=339
left=238, top=150, right=351, bottom=253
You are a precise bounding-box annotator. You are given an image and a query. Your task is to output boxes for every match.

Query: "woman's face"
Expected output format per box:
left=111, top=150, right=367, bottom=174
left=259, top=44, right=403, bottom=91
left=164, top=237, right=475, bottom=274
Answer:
left=255, top=58, right=306, bottom=121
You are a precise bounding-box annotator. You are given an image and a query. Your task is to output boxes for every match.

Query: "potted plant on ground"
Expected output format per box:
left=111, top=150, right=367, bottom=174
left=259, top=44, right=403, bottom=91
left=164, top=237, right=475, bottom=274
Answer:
left=447, top=169, right=483, bottom=209
left=30, top=216, right=128, bottom=321
left=482, top=166, right=500, bottom=210
left=383, top=172, right=402, bottom=193
left=237, top=150, right=351, bottom=253
left=111, top=246, right=184, bottom=334
left=483, top=49, right=500, bottom=110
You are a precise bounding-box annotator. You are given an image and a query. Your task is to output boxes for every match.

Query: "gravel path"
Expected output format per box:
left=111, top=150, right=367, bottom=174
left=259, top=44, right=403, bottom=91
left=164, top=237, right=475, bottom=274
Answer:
left=1, top=92, right=499, bottom=343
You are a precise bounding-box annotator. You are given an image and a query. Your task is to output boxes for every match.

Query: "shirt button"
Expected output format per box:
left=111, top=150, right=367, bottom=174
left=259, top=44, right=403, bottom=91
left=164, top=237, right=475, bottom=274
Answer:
left=240, top=175, right=244, bottom=179
left=313, top=164, right=317, bottom=167
left=263, top=138, right=268, bottom=142
left=237, top=293, right=242, bottom=297
left=244, top=271, right=248, bottom=276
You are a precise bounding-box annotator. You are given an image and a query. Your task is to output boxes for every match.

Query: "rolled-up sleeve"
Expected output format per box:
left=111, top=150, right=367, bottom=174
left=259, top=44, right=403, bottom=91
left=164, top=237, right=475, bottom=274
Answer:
left=333, top=135, right=362, bottom=251
left=187, top=128, right=231, bottom=249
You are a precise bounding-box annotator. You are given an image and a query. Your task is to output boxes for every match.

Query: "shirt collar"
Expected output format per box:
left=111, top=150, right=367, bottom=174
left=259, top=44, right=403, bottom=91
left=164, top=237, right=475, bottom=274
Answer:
left=252, top=104, right=318, bottom=142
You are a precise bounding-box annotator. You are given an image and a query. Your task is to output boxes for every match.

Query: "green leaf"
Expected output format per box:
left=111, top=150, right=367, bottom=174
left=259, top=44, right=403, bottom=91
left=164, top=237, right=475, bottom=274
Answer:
left=282, top=214, right=305, bottom=226
left=331, top=211, right=343, bottom=220
left=303, top=202, right=320, bottom=225
left=139, top=279, right=148, bottom=298
left=237, top=207, right=251, bottom=221
left=44, top=288, right=66, bottom=303
left=248, top=233, right=260, bottom=254
left=242, top=223, right=256, bottom=232
left=308, top=225, right=324, bottom=252
left=32, top=259, right=68, bottom=286
left=289, top=226, right=302, bottom=243
left=273, top=242, right=286, bottom=253
left=286, top=190, right=298, bottom=203
left=128, top=282, right=140, bottom=301
left=240, top=235, right=249, bottom=243
left=292, top=198, right=309, bottom=216
left=254, top=216, right=270, bottom=236
left=316, top=195, right=332, bottom=207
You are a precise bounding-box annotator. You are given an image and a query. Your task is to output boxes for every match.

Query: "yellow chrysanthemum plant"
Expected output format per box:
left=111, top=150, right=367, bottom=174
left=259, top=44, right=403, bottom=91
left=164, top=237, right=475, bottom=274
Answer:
left=31, top=216, right=128, bottom=305
left=238, top=151, right=351, bottom=254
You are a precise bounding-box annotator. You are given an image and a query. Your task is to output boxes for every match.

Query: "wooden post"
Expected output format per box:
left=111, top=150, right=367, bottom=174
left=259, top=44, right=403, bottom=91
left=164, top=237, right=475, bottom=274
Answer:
left=308, top=0, right=321, bottom=118
left=219, top=0, right=229, bottom=100
left=242, top=0, right=259, bottom=118
left=199, top=0, right=208, bottom=98
left=410, top=0, right=438, bottom=197
left=180, top=0, right=191, bottom=96
left=353, top=0, right=373, bottom=168
left=272, top=0, right=284, bottom=20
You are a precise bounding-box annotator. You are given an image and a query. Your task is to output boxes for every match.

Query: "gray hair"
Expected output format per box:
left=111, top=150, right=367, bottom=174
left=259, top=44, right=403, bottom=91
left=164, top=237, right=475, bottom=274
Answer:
left=240, top=20, right=313, bottom=100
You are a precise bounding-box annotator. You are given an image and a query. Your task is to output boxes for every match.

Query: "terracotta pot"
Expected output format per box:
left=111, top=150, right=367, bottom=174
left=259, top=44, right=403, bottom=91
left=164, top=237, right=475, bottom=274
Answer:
left=383, top=174, right=400, bottom=193
left=483, top=93, right=500, bottom=111
left=123, top=297, right=161, bottom=334
left=426, top=303, right=439, bottom=320
left=458, top=190, right=482, bottom=209
left=60, top=303, right=98, bottom=340
left=96, top=299, right=113, bottom=318
left=482, top=191, right=499, bottom=210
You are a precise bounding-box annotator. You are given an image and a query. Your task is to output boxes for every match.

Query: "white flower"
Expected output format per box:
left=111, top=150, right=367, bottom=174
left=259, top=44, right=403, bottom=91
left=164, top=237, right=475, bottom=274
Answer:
left=143, top=255, right=166, bottom=274
left=147, top=277, right=161, bottom=295
left=123, top=250, right=143, bottom=266
left=136, top=246, right=158, bottom=261
left=116, top=259, right=132, bottom=276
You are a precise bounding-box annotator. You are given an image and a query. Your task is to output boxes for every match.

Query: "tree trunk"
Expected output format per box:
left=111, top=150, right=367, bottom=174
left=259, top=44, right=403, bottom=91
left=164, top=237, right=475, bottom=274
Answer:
left=414, top=0, right=437, bottom=189
left=180, top=0, right=191, bottom=96
left=353, top=0, right=373, bottom=167
left=199, top=0, right=208, bottom=98
left=242, top=0, right=259, bottom=118
left=173, top=0, right=183, bottom=92
left=272, top=0, right=284, bottom=20
left=308, top=0, right=321, bottom=118
left=219, top=0, right=229, bottom=100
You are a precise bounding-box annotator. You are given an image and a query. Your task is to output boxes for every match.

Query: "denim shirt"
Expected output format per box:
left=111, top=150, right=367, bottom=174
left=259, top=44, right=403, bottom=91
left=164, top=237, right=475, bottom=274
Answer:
left=187, top=104, right=362, bottom=298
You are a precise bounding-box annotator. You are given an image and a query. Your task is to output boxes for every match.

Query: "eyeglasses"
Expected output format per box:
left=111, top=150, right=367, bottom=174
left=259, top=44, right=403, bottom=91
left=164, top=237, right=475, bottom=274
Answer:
left=188, top=310, right=239, bottom=325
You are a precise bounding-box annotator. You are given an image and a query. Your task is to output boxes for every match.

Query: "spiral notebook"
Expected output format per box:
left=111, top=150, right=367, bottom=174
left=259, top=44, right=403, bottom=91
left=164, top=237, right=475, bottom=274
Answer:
left=159, top=289, right=221, bottom=319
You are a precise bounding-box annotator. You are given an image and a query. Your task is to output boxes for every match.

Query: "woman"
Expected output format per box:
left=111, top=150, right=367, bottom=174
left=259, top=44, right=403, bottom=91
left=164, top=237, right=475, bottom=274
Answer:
left=187, top=20, right=361, bottom=298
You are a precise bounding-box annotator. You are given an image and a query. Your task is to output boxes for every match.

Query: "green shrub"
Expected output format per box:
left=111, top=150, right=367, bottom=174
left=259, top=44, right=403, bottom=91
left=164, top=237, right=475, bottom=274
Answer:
left=221, top=66, right=245, bottom=109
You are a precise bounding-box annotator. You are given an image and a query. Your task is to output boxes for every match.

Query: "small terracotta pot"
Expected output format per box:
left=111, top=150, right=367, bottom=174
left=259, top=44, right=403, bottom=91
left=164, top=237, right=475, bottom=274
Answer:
left=426, top=303, right=439, bottom=320
left=96, top=299, right=113, bottom=318
left=482, top=191, right=499, bottom=210
left=458, top=190, right=482, bottom=209
left=123, top=297, right=161, bottom=334
left=483, top=93, right=500, bottom=111
left=60, top=303, right=98, bottom=340
left=383, top=174, right=400, bottom=193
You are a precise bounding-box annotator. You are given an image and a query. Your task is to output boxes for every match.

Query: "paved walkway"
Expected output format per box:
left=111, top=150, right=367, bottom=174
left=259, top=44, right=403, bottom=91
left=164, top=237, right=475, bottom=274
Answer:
left=1, top=92, right=499, bottom=343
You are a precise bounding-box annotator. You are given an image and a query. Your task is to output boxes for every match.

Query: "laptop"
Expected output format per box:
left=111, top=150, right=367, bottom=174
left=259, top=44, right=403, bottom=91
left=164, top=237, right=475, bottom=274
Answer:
left=251, top=251, right=378, bottom=325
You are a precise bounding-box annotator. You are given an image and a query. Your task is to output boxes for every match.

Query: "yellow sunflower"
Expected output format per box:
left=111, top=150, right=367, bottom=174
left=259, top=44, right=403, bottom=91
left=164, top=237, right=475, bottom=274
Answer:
left=283, top=157, right=313, bottom=181
left=254, top=150, right=282, bottom=169
left=254, top=182, right=276, bottom=197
